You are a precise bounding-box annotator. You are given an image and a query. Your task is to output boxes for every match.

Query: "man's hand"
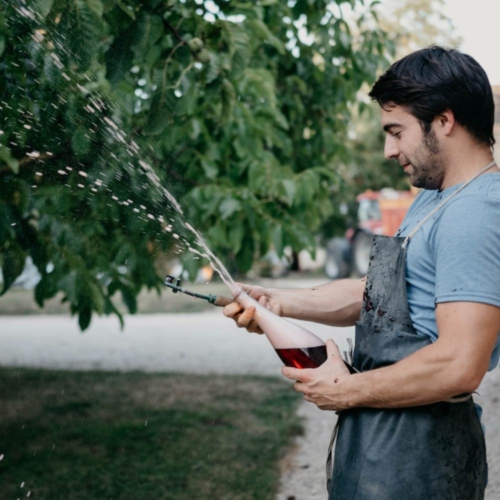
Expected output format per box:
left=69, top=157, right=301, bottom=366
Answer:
left=222, top=283, right=283, bottom=334
left=281, top=339, right=352, bottom=411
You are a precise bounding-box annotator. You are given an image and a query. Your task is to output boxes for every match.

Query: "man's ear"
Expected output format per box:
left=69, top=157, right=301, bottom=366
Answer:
left=435, top=109, right=456, bottom=137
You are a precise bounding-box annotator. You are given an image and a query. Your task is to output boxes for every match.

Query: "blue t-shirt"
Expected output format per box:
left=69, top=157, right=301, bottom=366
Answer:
left=396, top=173, right=500, bottom=371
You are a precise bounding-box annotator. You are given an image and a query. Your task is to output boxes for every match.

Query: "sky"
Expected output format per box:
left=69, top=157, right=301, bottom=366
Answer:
left=443, top=0, right=500, bottom=85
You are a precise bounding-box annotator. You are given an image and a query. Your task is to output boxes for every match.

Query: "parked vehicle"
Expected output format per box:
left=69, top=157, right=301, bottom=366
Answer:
left=325, top=189, right=417, bottom=279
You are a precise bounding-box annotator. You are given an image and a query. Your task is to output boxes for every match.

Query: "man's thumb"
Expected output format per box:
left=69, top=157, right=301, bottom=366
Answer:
left=326, top=339, right=341, bottom=359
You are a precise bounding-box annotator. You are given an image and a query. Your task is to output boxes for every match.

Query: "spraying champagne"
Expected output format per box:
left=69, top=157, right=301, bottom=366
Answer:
left=164, top=275, right=356, bottom=372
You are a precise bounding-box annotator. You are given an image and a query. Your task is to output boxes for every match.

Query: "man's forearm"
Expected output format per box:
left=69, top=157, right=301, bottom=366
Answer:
left=342, top=341, right=482, bottom=409
left=268, top=278, right=365, bottom=327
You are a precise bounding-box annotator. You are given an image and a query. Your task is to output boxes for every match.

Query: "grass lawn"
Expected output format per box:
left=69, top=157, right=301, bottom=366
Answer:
left=0, top=368, right=302, bottom=500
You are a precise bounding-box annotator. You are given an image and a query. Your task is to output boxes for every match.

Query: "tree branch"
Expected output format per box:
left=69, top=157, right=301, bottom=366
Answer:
left=164, top=21, right=186, bottom=45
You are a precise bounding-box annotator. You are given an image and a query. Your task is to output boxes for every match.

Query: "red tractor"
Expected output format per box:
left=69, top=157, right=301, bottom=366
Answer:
left=325, top=189, right=416, bottom=279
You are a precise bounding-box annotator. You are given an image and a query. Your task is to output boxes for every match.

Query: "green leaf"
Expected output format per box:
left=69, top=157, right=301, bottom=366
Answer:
left=1, top=245, right=27, bottom=296
left=105, top=25, right=135, bottom=84
left=35, top=274, right=58, bottom=307
left=0, top=147, right=19, bottom=174
left=244, top=18, right=285, bottom=54
left=35, top=0, right=55, bottom=19
left=116, top=0, right=136, bottom=19
left=71, top=127, right=92, bottom=155
left=219, top=197, right=241, bottom=220
left=144, top=90, right=176, bottom=135
left=216, top=20, right=249, bottom=57
left=200, top=158, right=218, bottom=179
left=206, top=52, right=221, bottom=84
left=235, top=233, right=254, bottom=272
left=58, top=0, right=103, bottom=71
left=228, top=223, right=244, bottom=254
left=132, top=14, right=163, bottom=60
left=104, top=296, right=124, bottom=329
left=221, top=78, right=236, bottom=123
left=281, top=179, right=296, bottom=206
left=85, top=0, right=103, bottom=18
left=272, top=224, right=284, bottom=257
left=78, top=306, right=92, bottom=330
left=121, top=287, right=137, bottom=314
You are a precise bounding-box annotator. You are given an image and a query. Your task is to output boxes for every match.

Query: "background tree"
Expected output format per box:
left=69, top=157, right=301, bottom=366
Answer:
left=0, top=0, right=394, bottom=329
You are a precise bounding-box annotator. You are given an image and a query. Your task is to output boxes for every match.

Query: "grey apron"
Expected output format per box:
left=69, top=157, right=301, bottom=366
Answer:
left=327, top=161, right=496, bottom=500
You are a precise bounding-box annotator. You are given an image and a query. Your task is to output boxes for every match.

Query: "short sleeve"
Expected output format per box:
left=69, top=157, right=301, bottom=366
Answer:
left=432, top=194, right=500, bottom=307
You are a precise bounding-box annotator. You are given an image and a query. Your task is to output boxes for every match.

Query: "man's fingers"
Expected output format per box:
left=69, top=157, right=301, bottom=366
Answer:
left=237, top=306, right=256, bottom=328
left=326, top=339, right=342, bottom=359
left=223, top=302, right=242, bottom=318
left=247, top=320, right=263, bottom=334
left=281, top=366, right=311, bottom=382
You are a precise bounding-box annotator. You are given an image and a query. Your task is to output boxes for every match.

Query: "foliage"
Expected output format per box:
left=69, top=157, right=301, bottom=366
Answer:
left=0, top=0, right=394, bottom=328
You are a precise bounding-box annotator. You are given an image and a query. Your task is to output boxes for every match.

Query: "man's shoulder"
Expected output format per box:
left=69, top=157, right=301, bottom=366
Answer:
left=429, top=175, right=500, bottom=248
left=441, top=174, right=500, bottom=217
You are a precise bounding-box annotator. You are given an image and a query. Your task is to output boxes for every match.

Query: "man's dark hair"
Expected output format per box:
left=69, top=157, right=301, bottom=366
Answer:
left=369, top=46, right=495, bottom=147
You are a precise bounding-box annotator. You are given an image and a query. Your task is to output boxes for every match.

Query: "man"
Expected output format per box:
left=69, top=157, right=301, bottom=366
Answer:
left=223, top=47, right=500, bottom=499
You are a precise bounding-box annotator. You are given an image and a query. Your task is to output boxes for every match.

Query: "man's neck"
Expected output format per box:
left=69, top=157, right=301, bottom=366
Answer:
left=440, top=146, right=497, bottom=190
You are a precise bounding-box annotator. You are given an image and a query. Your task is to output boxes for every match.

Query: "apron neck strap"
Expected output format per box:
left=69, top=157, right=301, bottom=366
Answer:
left=402, top=160, right=497, bottom=249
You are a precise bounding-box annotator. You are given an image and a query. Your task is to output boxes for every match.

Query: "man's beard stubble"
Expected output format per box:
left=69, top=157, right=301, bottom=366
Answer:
left=408, top=128, right=445, bottom=190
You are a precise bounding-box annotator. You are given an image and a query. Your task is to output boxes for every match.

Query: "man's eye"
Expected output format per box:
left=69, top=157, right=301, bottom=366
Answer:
left=392, top=132, right=402, bottom=139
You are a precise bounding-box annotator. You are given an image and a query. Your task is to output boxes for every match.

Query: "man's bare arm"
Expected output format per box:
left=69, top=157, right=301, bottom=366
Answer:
left=269, top=278, right=365, bottom=326
left=223, top=278, right=366, bottom=332
left=283, top=301, right=500, bottom=410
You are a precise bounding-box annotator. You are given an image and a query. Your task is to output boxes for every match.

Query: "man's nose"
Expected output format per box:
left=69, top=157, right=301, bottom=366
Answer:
left=384, top=136, right=399, bottom=160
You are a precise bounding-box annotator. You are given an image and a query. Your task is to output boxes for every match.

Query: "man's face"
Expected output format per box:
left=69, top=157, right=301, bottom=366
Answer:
left=381, top=105, right=445, bottom=190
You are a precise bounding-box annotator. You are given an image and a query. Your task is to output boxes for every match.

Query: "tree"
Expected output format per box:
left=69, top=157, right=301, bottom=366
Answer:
left=0, top=0, right=394, bottom=329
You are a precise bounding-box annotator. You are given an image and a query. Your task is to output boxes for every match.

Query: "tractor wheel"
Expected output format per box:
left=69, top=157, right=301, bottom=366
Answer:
left=352, top=231, right=373, bottom=276
left=325, top=238, right=352, bottom=280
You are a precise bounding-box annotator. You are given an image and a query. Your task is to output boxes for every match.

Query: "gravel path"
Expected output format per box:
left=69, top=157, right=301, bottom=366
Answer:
left=0, top=311, right=499, bottom=499
left=0, top=312, right=352, bottom=375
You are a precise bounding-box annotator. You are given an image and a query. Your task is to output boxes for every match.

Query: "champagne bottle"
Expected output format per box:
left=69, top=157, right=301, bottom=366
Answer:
left=235, top=290, right=356, bottom=372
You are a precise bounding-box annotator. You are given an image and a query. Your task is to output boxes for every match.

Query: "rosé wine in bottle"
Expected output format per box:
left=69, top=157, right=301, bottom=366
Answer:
left=234, top=290, right=356, bottom=372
